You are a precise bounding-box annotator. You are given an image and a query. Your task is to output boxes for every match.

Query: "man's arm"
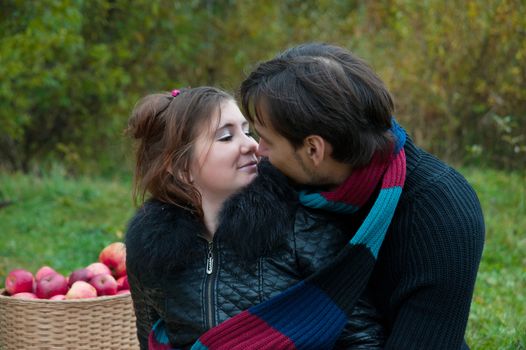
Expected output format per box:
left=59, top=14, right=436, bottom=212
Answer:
left=381, top=168, right=485, bottom=349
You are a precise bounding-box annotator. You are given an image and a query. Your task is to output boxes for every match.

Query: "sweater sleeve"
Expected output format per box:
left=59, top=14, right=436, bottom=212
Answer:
left=379, top=167, right=485, bottom=349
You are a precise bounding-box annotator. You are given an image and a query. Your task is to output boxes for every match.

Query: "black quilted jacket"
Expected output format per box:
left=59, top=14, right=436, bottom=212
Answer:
left=125, top=162, right=384, bottom=350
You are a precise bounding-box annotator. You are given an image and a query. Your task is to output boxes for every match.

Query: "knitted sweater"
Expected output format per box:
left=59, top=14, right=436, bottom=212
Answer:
left=359, top=138, right=485, bottom=349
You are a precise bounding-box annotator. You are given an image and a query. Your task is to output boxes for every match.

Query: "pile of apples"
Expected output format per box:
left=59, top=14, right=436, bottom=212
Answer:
left=2, top=242, right=129, bottom=300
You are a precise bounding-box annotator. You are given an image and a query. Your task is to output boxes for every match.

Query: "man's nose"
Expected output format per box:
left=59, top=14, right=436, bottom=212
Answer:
left=256, top=141, right=269, bottom=157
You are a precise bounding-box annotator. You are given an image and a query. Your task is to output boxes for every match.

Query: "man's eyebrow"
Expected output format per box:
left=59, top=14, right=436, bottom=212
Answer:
left=253, top=124, right=263, bottom=136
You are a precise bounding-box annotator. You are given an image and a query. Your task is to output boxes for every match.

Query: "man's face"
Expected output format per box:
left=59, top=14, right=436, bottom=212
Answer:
left=253, top=116, right=316, bottom=185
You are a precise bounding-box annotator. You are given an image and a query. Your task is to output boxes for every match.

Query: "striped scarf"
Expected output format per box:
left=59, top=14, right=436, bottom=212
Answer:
left=150, top=120, right=407, bottom=350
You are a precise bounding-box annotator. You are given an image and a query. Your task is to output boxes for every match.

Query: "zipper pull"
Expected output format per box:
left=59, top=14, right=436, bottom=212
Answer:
left=206, top=241, right=214, bottom=274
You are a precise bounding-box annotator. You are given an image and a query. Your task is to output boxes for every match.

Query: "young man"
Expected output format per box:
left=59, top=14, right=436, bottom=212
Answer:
left=240, top=43, right=485, bottom=349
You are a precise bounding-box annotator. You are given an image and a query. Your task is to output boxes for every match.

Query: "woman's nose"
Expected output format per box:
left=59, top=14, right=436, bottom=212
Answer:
left=241, top=134, right=258, bottom=154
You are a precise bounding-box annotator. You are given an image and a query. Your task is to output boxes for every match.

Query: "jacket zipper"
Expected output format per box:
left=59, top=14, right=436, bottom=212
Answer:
left=202, top=238, right=218, bottom=329
left=206, top=241, right=214, bottom=274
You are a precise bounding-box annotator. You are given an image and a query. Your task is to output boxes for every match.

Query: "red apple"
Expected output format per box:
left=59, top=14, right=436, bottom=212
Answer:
left=35, top=273, right=68, bottom=299
left=49, top=294, right=66, bottom=300
left=89, top=274, right=118, bottom=296
left=65, top=281, right=97, bottom=299
left=68, top=268, right=95, bottom=287
left=12, top=292, right=38, bottom=299
left=99, top=242, right=127, bottom=278
left=116, top=276, right=129, bottom=291
left=85, top=262, right=112, bottom=276
left=86, top=262, right=111, bottom=276
left=5, top=269, right=34, bottom=295
left=35, top=266, right=58, bottom=281
left=116, top=289, right=130, bottom=295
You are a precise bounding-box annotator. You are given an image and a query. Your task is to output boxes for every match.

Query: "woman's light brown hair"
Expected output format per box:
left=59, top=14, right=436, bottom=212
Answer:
left=126, top=87, right=233, bottom=219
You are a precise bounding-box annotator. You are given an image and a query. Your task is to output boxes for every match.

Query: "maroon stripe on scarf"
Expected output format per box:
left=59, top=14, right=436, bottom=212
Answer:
left=320, top=152, right=389, bottom=207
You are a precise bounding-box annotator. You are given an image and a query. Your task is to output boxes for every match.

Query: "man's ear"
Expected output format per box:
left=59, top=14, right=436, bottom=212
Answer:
left=303, top=135, right=330, bottom=167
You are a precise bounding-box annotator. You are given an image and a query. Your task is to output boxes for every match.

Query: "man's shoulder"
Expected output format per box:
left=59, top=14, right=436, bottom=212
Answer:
left=402, top=140, right=476, bottom=203
left=389, top=139, right=484, bottom=247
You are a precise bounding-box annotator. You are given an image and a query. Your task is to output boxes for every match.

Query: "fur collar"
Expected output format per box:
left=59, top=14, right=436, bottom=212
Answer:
left=125, top=161, right=298, bottom=275
left=216, top=160, right=298, bottom=258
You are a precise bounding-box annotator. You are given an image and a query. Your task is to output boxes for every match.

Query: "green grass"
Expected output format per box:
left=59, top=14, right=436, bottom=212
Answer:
left=462, top=169, right=526, bottom=350
left=0, top=168, right=524, bottom=349
left=0, top=169, right=135, bottom=279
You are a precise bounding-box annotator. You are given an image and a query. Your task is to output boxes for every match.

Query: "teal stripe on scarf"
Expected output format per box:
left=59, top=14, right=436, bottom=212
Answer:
left=350, top=186, right=402, bottom=258
left=298, top=191, right=360, bottom=213
left=153, top=319, right=170, bottom=343
left=192, top=340, right=208, bottom=350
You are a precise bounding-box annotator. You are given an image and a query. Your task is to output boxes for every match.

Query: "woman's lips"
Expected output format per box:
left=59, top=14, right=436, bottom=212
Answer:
left=238, top=161, right=258, bottom=173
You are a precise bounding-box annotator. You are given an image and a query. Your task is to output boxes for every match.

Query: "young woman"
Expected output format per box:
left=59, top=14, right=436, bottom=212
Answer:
left=125, top=87, right=384, bottom=350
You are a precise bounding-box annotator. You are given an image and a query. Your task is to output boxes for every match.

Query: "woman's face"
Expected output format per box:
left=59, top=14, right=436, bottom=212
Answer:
left=189, top=99, right=258, bottom=202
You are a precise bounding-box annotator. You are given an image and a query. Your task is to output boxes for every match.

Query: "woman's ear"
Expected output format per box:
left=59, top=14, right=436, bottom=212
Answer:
left=179, top=168, right=194, bottom=183
left=187, top=170, right=194, bottom=183
left=168, top=165, right=194, bottom=183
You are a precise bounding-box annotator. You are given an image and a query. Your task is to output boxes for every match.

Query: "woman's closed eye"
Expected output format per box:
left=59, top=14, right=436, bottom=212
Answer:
left=216, top=126, right=255, bottom=142
left=218, top=134, right=233, bottom=142
left=216, top=127, right=234, bottom=141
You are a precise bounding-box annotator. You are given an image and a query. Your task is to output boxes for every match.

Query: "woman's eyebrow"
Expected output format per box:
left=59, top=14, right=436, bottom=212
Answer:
left=217, top=121, right=249, bottom=130
left=214, top=123, right=234, bottom=137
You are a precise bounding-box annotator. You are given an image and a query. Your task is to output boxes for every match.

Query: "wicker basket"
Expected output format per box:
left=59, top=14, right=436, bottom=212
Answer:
left=0, top=289, right=139, bottom=349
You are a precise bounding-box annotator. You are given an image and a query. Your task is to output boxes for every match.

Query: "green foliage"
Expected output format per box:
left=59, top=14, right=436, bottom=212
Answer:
left=0, top=169, right=524, bottom=348
left=0, top=0, right=525, bottom=173
left=369, top=1, right=526, bottom=169
left=0, top=0, right=131, bottom=174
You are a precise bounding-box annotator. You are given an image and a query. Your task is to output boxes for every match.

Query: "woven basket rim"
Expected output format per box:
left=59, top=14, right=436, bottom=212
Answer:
left=0, top=288, right=130, bottom=304
left=0, top=288, right=139, bottom=350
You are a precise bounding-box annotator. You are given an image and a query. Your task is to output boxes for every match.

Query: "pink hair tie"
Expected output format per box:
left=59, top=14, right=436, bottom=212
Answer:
left=171, top=89, right=181, bottom=97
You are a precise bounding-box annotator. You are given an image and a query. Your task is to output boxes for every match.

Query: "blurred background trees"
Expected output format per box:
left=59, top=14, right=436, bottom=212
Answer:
left=1, top=0, right=525, bottom=175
